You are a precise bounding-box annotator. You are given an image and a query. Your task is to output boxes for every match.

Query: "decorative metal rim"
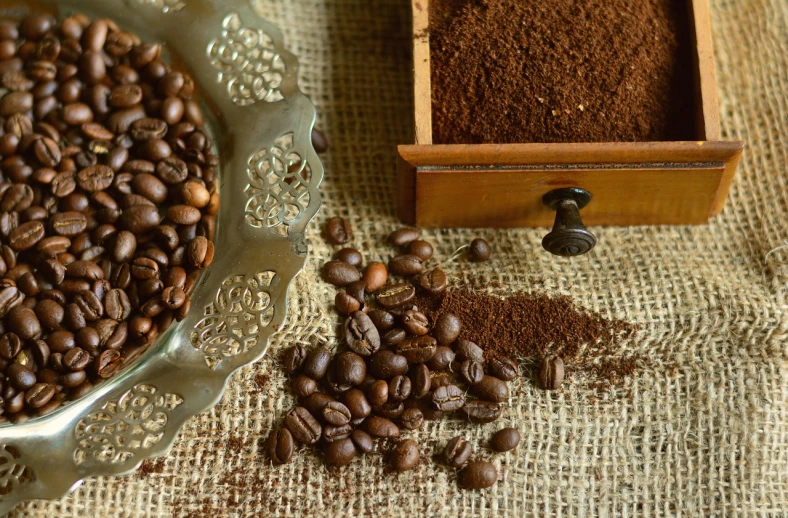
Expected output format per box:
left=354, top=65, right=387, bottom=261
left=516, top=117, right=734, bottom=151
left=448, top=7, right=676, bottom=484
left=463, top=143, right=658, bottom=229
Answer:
left=0, top=0, right=323, bottom=513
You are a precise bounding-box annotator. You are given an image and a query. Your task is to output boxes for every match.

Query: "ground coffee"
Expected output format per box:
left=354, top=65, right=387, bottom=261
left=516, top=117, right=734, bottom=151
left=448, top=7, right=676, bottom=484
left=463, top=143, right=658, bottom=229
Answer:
left=429, top=0, right=695, bottom=144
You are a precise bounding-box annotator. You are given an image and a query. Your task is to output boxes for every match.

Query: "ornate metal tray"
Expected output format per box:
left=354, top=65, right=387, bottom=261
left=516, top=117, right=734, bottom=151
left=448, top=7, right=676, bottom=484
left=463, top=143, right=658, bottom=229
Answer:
left=0, top=0, right=322, bottom=513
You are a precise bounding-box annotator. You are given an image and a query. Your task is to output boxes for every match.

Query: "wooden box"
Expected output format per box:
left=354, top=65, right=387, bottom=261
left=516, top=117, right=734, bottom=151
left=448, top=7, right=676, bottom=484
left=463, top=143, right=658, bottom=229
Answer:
left=398, top=0, right=744, bottom=229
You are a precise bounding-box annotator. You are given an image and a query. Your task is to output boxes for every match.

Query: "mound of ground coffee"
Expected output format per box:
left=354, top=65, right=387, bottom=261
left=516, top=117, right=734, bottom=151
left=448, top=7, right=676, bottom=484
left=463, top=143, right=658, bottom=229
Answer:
left=430, top=0, right=695, bottom=144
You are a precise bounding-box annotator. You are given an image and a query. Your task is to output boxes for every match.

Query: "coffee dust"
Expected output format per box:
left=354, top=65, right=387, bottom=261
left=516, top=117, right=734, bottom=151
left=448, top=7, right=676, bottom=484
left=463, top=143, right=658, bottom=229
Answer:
left=429, top=0, right=695, bottom=144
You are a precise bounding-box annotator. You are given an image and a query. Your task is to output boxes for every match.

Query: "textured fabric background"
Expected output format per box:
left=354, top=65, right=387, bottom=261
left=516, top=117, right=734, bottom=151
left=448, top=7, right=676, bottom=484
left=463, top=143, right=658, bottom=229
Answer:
left=12, top=0, right=788, bottom=515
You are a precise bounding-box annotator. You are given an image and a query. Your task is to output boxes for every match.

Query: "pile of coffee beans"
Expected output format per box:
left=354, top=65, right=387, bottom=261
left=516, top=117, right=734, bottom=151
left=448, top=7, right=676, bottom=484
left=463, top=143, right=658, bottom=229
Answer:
left=0, top=14, right=219, bottom=421
left=269, top=219, right=522, bottom=488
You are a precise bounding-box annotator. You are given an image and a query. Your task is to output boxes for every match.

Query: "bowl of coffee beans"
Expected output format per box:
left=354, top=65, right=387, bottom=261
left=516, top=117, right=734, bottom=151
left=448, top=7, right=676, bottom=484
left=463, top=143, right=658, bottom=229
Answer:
left=0, top=0, right=322, bottom=512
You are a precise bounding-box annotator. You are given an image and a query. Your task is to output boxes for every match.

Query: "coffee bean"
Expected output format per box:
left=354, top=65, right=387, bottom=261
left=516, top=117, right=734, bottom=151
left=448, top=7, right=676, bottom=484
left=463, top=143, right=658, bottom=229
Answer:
left=301, top=392, right=336, bottom=416
left=155, top=156, right=187, bottom=183
left=291, top=374, right=316, bottom=398
left=460, top=360, right=485, bottom=385
left=95, top=348, right=122, bottom=378
left=454, top=339, right=484, bottom=362
left=335, top=293, right=360, bottom=315
left=363, top=416, right=400, bottom=438
left=400, top=407, right=424, bottom=430
left=377, top=283, right=415, bottom=309
left=459, top=461, right=498, bottom=489
left=62, top=102, right=94, bottom=124
left=390, top=439, right=419, bottom=472
left=119, top=205, right=161, bottom=233
left=51, top=211, right=87, bottom=236
left=323, top=437, right=356, bottom=467
left=418, top=267, right=447, bottom=295
left=334, top=247, right=362, bottom=267
left=490, top=427, right=520, bottom=452
left=342, top=388, right=371, bottom=419
left=427, top=346, right=455, bottom=371
left=443, top=436, right=473, bottom=468
left=322, top=400, right=352, bottom=426
left=460, top=400, right=502, bottom=424
left=9, top=220, right=45, bottom=250
left=267, top=428, right=294, bottom=465
left=311, top=127, right=328, bottom=153
left=397, top=335, right=437, bottom=364
left=368, top=309, right=395, bottom=332
left=350, top=430, right=374, bottom=454
left=7, top=306, right=41, bottom=339
left=388, top=254, right=423, bottom=276
left=407, top=240, right=433, bottom=261
left=166, top=205, right=201, bottom=225
left=332, top=351, right=366, bottom=387
left=488, top=355, right=518, bottom=381
left=302, top=346, right=331, bottom=380
left=471, top=375, right=509, bottom=403
left=8, top=363, right=36, bottom=390
left=432, top=384, right=465, bottom=412
left=344, top=311, right=380, bottom=356
left=362, top=262, right=388, bottom=292
left=367, top=379, right=388, bottom=407
left=381, top=328, right=405, bottom=347
left=389, top=228, right=420, bottom=247
left=65, top=260, right=104, bottom=280
left=63, top=347, right=90, bottom=371
left=33, top=136, right=61, bottom=167
left=402, top=309, right=429, bottom=336
left=0, top=91, right=33, bottom=116
left=410, top=363, right=431, bottom=399
left=77, top=164, right=114, bottom=192
left=284, top=406, right=322, bottom=445
left=326, top=217, right=352, bottom=244
left=322, top=260, right=360, bottom=287
left=281, top=345, right=307, bottom=375
left=469, top=238, right=492, bottom=262
left=368, top=350, right=409, bottom=379
left=0, top=333, right=22, bottom=360
left=539, top=355, right=564, bottom=390
left=433, top=313, right=461, bottom=345
left=25, top=382, right=56, bottom=409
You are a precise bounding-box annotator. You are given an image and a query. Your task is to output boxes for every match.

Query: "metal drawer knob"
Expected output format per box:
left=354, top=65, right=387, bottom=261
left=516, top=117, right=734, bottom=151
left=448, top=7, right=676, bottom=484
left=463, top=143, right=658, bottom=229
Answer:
left=542, top=188, right=597, bottom=257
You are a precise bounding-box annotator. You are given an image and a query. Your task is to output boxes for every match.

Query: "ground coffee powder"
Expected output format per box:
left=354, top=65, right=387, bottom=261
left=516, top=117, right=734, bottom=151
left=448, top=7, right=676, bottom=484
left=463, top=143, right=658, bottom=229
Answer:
left=429, top=0, right=695, bottom=144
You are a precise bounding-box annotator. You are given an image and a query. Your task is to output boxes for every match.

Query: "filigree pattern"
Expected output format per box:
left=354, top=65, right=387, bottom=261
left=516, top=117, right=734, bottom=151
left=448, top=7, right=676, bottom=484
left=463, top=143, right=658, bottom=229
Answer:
left=191, top=271, right=277, bottom=368
left=207, top=12, right=286, bottom=105
left=130, top=0, right=185, bottom=13
left=245, top=132, right=318, bottom=232
left=0, top=446, right=32, bottom=496
left=73, top=385, right=183, bottom=465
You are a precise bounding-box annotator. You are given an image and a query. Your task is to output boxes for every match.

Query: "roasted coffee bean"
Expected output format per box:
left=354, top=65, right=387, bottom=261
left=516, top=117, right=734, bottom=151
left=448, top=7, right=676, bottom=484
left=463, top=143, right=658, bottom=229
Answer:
left=471, top=375, right=509, bottom=403
left=469, top=238, right=492, bottom=262
left=284, top=406, right=322, bottom=445
left=322, top=400, right=352, bottom=426
left=118, top=205, right=161, bottom=233
left=186, top=236, right=213, bottom=269
left=344, top=280, right=366, bottom=305
left=410, top=363, right=431, bottom=398
left=33, top=136, right=61, bottom=167
left=77, top=164, right=114, bottom=192
left=362, top=262, right=388, bottom=292
left=397, top=335, right=437, bottom=364
left=7, top=306, right=41, bottom=339
left=322, top=422, right=353, bottom=443
left=363, top=416, right=400, bottom=438
left=9, top=220, right=45, bottom=250
left=389, top=228, right=420, bottom=247
left=326, top=217, right=352, bottom=245
left=407, top=240, right=433, bottom=261
left=376, top=283, right=415, bottom=309
left=428, top=346, right=456, bottom=371
left=350, top=430, right=374, bottom=454
left=281, top=344, right=307, bottom=375
left=8, top=363, right=36, bottom=390
left=368, top=309, right=395, bottom=332
left=63, top=347, right=91, bottom=371
left=460, top=360, right=485, bottom=385
left=388, top=254, right=423, bottom=277
left=301, top=392, right=336, bottom=416
left=454, top=339, right=484, bottom=362
left=344, top=311, right=380, bottom=356
left=0, top=333, right=22, bottom=360
left=539, top=355, right=565, bottom=390
left=443, top=436, right=473, bottom=468
left=488, top=355, right=518, bottom=381
left=334, top=247, right=362, bottom=267
left=402, top=309, right=429, bottom=336
left=388, top=375, right=411, bottom=401
left=459, top=461, right=498, bottom=489
left=490, top=427, right=520, bottom=452
left=342, top=388, right=371, bottom=419
left=65, top=260, right=104, bottom=281
left=25, top=382, right=56, bottom=409
left=432, top=384, right=466, bottom=412
left=400, top=407, right=424, bottom=431
left=418, top=267, right=447, bottom=295
left=95, top=348, right=122, bottom=378
left=311, top=127, right=328, bottom=153
left=368, top=350, right=409, bottom=379
left=267, top=428, right=294, bottom=465
left=390, top=439, right=419, bottom=472
left=335, top=292, right=361, bottom=315
left=323, top=437, right=356, bottom=467
left=302, top=346, right=331, bottom=380
left=367, top=379, right=389, bottom=407
left=322, top=260, right=360, bottom=287
left=382, top=327, right=406, bottom=347
left=433, top=313, right=461, bottom=345
left=332, top=351, right=366, bottom=386
left=291, top=375, right=317, bottom=398
left=460, top=400, right=502, bottom=424
left=51, top=211, right=88, bottom=236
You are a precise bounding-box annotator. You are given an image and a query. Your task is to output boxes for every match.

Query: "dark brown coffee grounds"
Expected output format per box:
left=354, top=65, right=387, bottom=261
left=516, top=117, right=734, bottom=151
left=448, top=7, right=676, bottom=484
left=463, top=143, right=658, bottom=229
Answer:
left=429, top=0, right=696, bottom=144
left=416, top=289, right=642, bottom=389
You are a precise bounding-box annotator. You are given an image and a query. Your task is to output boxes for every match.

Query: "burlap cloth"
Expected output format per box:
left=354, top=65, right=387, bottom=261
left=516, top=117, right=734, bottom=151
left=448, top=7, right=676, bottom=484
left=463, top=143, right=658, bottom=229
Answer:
left=11, top=0, right=788, bottom=515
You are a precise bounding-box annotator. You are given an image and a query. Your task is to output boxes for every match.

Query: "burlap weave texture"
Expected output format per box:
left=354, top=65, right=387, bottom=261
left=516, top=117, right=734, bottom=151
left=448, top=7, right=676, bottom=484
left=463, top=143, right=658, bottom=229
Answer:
left=12, top=0, right=788, bottom=516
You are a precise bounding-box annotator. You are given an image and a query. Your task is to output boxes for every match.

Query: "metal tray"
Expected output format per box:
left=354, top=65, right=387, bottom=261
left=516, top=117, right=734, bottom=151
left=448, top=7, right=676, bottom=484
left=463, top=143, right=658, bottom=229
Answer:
left=0, top=0, right=323, bottom=512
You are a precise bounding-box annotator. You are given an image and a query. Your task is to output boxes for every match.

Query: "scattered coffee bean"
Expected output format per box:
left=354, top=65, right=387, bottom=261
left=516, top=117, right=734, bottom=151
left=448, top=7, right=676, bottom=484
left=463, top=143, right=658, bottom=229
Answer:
left=490, top=427, right=520, bottom=452
left=471, top=375, right=509, bottom=403
left=432, top=384, right=465, bottom=412
left=443, top=436, right=473, bottom=468
left=362, top=262, right=388, bottom=292
left=460, top=359, right=485, bottom=385
left=322, top=400, right=352, bottom=426
left=267, top=428, right=294, bottom=465
left=400, top=407, right=423, bottom=430
left=281, top=345, right=307, bottom=375
left=326, top=217, right=352, bottom=245
left=407, top=240, right=433, bottom=261
left=458, top=461, right=498, bottom=489
left=388, top=228, right=420, bottom=247
left=488, top=355, right=518, bottom=381
left=311, top=127, right=328, bottom=153
left=292, top=374, right=317, bottom=398
left=539, top=354, right=565, bottom=390
left=323, top=437, right=356, bottom=467
left=418, top=267, right=447, bottom=295
left=397, top=335, right=437, bottom=363
left=335, top=248, right=362, bottom=267
left=284, top=406, right=322, bottom=445
left=344, top=311, right=380, bottom=356
left=427, top=346, right=455, bottom=371
left=302, top=346, right=331, bottom=380
left=368, top=309, right=395, bottom=332
left=322, top=260, right=361, bottom=287
left=350, top=430, right=374, bottom=454
left=469, top=238, right=492, bottom=262
left=367, top=379, right=389, bottom=407
left=390, top=439, right=420, bottom=472
left=454, top=339, right=484, bottom=362
left=433, top=313, right=461, bottom=345
left=363, top=416, right=400, bottom=438
left=332, top=351, right=366, bottom=387
left=388, top=254, right=423, bottom=277
left=377, top=283, right=416, bottom=309
left=460, top=400, right=502, bottom=424
left=402, top=309, right=429, bottom=336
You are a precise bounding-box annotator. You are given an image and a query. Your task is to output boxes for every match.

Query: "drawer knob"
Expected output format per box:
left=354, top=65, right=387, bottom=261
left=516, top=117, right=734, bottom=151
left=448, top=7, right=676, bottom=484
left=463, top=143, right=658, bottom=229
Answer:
left=542, top=188, right=597, bottom=257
